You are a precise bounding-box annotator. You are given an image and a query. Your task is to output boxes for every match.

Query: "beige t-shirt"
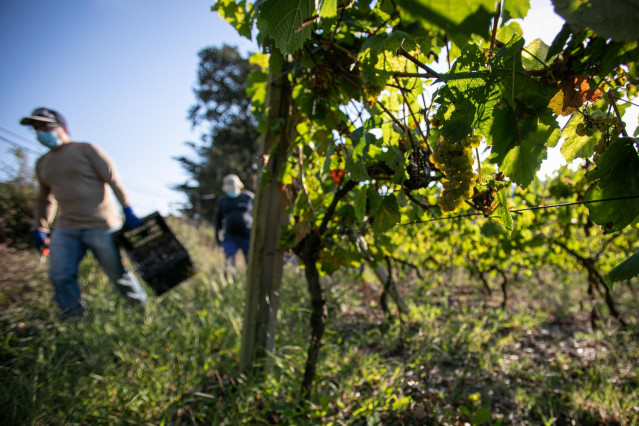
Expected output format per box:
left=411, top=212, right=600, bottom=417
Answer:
left=33, top=142, right=131, bottom=232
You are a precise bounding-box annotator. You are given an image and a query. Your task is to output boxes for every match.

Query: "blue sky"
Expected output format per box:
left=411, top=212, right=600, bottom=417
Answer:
left=1, top=0, right=572, bottom=217
left=0, top=0, right=257, bottom=216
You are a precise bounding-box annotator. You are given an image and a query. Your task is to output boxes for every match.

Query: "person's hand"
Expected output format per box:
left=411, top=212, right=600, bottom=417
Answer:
left=32, top=230, right=49, bottom=253
left=123, top=206, right=144, bottom=229
left=216, top=231, right=223, bottom=245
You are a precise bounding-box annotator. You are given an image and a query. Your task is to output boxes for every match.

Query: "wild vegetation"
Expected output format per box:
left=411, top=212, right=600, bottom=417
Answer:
left=2, top=1, right=638, bottom=424
left=1, top=217, right=637, bottom=425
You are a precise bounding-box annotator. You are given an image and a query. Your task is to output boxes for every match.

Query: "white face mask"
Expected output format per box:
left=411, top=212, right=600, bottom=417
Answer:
left=36, top=130, right=63, bottom=149
left=223, top=181, right=241, bottom=198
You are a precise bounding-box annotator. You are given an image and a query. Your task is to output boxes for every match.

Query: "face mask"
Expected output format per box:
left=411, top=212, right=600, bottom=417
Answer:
left=36, top=130, right=62, bottom=149
left=227, top=190, right=239, bottom=198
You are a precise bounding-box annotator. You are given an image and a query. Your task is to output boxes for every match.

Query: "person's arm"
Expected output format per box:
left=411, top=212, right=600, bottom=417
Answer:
left=242, top=192, right=254, bottom=234
left=32, top=161, right=57, bottom=234
left=32, top=162, right=57, bottom=251
left=215, top=198, right=224, bottom=244
left=86, top=143, right=131, bottom=208
left=87, top=144, right=142, bottom=228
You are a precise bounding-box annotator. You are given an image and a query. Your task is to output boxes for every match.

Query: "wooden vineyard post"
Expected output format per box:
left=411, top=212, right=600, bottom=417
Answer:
left=240, top=53, right=296, bottom=372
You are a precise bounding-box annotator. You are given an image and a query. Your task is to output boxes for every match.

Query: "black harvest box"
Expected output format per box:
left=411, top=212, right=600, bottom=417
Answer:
left=116, top=212, right=196, bottom=295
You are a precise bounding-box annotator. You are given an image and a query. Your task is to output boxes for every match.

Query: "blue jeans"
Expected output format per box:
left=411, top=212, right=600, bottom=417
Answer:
left=221, top=234, right=250, bottom=266
left=48, top=228, right=147, bottom=315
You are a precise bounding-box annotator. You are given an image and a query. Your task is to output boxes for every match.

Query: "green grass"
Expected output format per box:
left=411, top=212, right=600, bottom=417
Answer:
left=1, top=218, right=638, bottom=424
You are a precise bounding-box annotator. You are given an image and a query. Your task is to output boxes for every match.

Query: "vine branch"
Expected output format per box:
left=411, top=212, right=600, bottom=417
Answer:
left=297, top=146, right=318, bottom=228
left=319, top=180, right=358, bottom=235
left=394, top=76, right=434, bottom=155
left=396, top=40, right=441, bottom=79
left=405, top=190, right=439, bottom=211
left=488, top=1, right=502, bottom=58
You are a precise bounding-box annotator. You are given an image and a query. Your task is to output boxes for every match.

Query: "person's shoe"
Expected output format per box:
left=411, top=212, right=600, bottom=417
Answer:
left=60, top=303, right=87, bottom=321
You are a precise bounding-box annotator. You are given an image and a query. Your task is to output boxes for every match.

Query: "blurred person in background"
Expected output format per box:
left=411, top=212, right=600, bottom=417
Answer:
left=21, top=107, right=147, bottom=320
left=215, top=174, right=253, bottom=276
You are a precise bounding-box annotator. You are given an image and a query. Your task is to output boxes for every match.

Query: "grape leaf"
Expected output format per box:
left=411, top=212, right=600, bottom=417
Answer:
left=213, top=0, right=254, bottom=39
left=585, top=138, right=639, bottom=232
left=488, top=82, right=555, bottom=165
left=496, top=189, right=513, bottom=232
left=488, top=104, right=519, bottom=163
left=246, top=70, right=268, bottom=105
left=437, top=45, right=499, bottom=142
left=521, top=39, right=550, bottom=71
left=481, top=220, right=506, bottom=236
left=319, top=0, right=337, bottom=18
left=489, top=35, right=525, bottom=77
left=258, top=0, right=315, bottom=54
left=560, top=115, right=598, bottom=161
left=346, top=159, right=370, bottom=182
left=454, top=43, right=486, bottom=70
left=395, top=0, right=495, bottom=42
left=249, top=52, right=270, bottom=68
left=489, top=36, right=536, bottom=106
left=358, top=32, right=419, bottom=95
left=346, top=126, right=373, bottom=181
left=367, top=186, right=382, bottom=212
left=354, top=187, right=367, bottom=221
left=553, top=0, right=639, bottom=43
left=502, top=0, right=531, bottom=21
left=377, top=194, right=401, bottom=232
left=498, top=112, right=560, bottom=188
left=496, top=21, right=523, bottom=45
left=440, top=92, right=496, bottom=143
left=488, top=50, right=559, bottom=179
left=606, top=251, right=639, bottom=283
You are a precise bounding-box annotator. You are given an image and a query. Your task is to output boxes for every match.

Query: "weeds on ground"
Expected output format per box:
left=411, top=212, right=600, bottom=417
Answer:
left=1, top=218, right=638, bottom=424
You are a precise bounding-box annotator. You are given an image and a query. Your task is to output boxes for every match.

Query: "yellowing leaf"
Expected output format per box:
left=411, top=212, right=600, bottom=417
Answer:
left=548, top=90, right=571, bottom=116
left=551, top=75, right=603, bottom=116
left=249, top=52, right=270, bottom=69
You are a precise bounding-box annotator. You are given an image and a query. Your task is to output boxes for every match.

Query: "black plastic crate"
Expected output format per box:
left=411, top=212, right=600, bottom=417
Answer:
left=116, top=212, right=196, bottom=295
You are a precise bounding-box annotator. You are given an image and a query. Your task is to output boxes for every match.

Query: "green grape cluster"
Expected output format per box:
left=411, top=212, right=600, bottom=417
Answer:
left=429, top=135, right=480, bottom=213
left=576, top=115, right=622, bottom=137
left=576, top=114, right=625, bottom=162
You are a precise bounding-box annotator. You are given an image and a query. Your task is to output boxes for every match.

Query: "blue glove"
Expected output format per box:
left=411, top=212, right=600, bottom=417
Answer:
left=33, top=230, right=49, bottom=251
left=123, top=207, right=143, bottom=229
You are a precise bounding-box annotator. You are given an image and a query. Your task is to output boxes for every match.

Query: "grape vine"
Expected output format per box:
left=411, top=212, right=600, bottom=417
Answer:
left=212, top=0, right=639, bottom=396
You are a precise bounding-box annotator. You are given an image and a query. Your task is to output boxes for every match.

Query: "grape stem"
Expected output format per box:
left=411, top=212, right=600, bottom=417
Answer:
left=607, top=89, right=629, bottom=138
left=475, top=147, right=482, bottom=184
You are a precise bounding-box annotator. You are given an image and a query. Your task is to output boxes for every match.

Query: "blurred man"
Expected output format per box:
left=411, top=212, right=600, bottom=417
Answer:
left=215, top=174, right=254, bottom=275
left=21, top=107, right=147, bottom=320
